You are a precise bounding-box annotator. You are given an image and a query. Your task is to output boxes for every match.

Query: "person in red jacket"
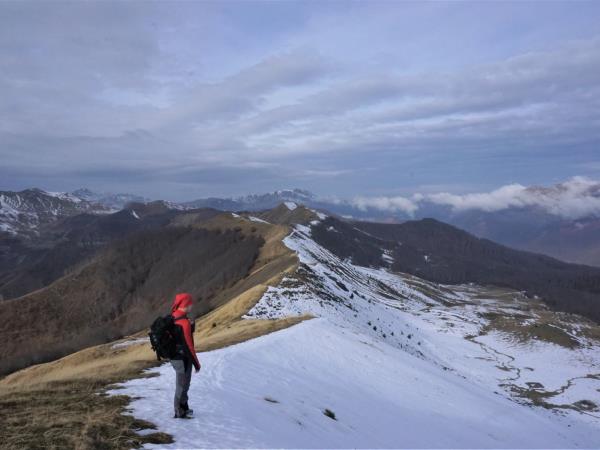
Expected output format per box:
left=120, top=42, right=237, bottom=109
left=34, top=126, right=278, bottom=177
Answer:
left=170, top=292, right=201, bottom=419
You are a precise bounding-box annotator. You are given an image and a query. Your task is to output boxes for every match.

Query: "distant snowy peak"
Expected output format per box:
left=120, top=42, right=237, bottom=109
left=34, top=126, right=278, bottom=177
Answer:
left=123, top=199, right=187, bottom=216
left=236, top=188, right=316, bottom=207
left=180, top=188, right=318, bottom=212
left=275, top=188, right=315, bottom=201
left=71, top=188, right=151, bottom=210
left=525, top=176, right=600, bottom=198
left=44, top=190, right=84, bottom=203
left=0, top=188, right=110, bottom=238
left=0, top=188, right=104, bottom=214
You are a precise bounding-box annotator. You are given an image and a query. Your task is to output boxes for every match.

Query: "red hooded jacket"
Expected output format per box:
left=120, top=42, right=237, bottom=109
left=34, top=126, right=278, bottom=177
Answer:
left=171, top=293, right=201, bottom=371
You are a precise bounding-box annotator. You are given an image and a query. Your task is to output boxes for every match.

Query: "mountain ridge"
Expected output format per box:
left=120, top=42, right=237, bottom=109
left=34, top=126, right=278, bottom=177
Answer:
left=1, top=204, right=599, bottom=448
left=5, top=182, right=599, bottom=266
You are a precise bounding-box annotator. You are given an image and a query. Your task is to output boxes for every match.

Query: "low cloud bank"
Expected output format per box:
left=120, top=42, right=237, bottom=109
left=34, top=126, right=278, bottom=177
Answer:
left=351, top=195, right=420, bottom=216
left=348, top=177, right=600, bottom=219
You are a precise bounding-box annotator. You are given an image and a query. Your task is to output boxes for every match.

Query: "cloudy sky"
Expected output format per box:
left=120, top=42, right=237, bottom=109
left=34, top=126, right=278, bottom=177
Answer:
left=1, top=1, right=600, bottom=201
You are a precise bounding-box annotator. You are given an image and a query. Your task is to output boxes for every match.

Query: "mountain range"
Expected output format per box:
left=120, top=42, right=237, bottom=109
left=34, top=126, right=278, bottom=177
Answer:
left=3, top=184, right=600, bottom=267
left=2, top=200, right=600, bottom=372
left=1, top=201, right=598, bottom=448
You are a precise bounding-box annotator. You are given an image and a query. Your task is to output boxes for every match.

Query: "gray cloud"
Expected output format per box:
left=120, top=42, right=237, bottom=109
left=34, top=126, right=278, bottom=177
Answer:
left=350, top=195, right=420, bottom=216
left=427, top=176, right=600, bottom=218
left=352, top=177, right=600, bottom=219
left=234, top=36, right=600, bottom=160
left=1, top=2, right=600, bottom=199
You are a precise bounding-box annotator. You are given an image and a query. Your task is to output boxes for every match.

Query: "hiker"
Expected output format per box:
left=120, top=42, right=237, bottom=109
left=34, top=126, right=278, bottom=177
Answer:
left=170, top=292, right=201, bottom=419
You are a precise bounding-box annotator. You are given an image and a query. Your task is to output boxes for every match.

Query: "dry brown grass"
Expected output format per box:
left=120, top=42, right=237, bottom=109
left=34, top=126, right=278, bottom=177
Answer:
left=0, top=377, right=173, bottom=450
left=1, top=224, right=266, bottom=375
left=0, top=219, right=311, bottom=449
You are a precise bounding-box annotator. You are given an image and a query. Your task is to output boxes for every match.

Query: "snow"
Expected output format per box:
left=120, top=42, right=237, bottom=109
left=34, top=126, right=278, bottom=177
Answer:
left=353, top=226, right=377, bottom=238
left=249, top=224, right=600, bottom=421
left=1, top=195, right=25, bottom=217
left=550, top=376, right=600, bottom=405
left=284, top=201, right=297, bottom=210
left=0, top=189, right=108, bottom=236
left=0, top=221, right=15, bottom=234
left=1, top=193, right=42, bottom=234
left=382, top=249, right=394, bottom=264
left=230, top=212, right=240, bottom=218
left=475, top=330, right=599, bottom=393
left=45, top=190, right=82, bottom=203
left=108, top=223, right=600, bottom=448
left=309, top=208, right=327, bottom=220
left=109, top=320, right=599, bottom=449
left=131, top=210, right=140, bottom=219
left=248, top=216, right=269, bottom=224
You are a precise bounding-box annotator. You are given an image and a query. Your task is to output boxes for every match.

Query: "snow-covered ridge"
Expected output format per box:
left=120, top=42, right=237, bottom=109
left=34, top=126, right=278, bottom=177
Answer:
left=246, top=224, right=600, bottom=407
left=246, top=223, right=438, bottom=362
left=109, top=223, right=600, bottom=448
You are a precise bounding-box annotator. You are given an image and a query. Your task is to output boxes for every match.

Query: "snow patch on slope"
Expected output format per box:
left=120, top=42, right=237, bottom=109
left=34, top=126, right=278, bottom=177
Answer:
left=248, top=216, right=270, bottom=224
left=309, top=208, right=327, bottom=220
left=45, top=190, right=83, bottom=203
left=382, top=249, right=394, bottom=265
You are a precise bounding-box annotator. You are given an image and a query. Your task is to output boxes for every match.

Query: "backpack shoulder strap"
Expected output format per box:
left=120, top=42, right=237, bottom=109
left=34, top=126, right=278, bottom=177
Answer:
left=172, top=312, right=188, bottom=322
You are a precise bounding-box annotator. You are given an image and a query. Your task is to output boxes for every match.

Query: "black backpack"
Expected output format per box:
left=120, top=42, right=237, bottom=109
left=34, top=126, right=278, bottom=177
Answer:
left=148, top=315, right=180, bottom=360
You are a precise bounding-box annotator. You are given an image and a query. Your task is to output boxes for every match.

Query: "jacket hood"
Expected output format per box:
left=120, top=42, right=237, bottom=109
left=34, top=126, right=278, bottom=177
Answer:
left=171, top=292, right=193, bottom=313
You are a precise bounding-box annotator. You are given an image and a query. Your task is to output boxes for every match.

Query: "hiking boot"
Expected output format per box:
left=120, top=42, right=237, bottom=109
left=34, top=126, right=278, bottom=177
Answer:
left=174, top=408, right=192, bottom=419
left=181, top=401, right=193, bottom=416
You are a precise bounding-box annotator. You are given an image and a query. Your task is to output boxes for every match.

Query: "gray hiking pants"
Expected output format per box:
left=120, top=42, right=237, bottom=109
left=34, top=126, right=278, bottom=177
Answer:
left=170, top=357, right=192, bottom=416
